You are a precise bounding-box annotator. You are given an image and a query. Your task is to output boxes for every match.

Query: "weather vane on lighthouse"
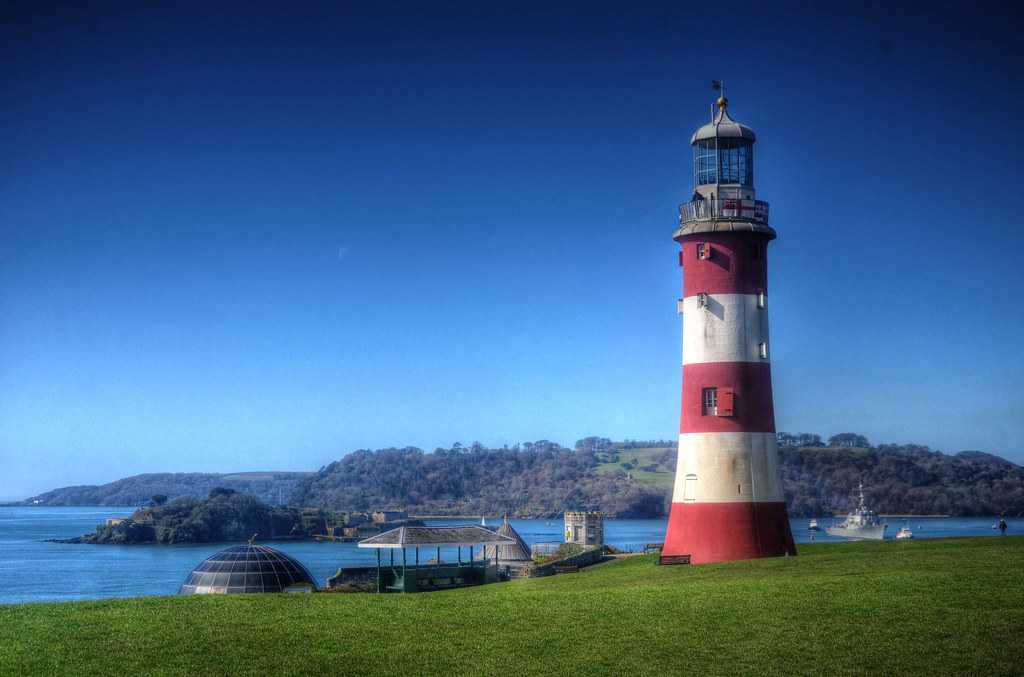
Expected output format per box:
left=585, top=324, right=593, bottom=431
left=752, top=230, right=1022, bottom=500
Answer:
left=660, top=84, right=797, bottom=565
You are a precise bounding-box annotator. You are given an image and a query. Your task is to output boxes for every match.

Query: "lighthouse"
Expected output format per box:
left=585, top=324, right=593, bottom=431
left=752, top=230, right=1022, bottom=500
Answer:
left=661, top=87, right=796, bottom=564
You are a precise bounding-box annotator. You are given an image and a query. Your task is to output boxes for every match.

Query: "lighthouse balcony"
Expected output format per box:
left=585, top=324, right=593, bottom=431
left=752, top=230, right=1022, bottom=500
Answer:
left=679, top=198, right=770, bottom=226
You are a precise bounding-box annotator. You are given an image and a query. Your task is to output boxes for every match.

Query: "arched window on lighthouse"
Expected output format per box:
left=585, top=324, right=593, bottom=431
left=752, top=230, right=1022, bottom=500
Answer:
left=683, top=474, right=698, bottom=502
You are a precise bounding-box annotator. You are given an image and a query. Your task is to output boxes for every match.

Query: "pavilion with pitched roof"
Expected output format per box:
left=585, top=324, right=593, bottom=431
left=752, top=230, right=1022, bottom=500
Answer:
left=358, top=524, right=516, bottom=593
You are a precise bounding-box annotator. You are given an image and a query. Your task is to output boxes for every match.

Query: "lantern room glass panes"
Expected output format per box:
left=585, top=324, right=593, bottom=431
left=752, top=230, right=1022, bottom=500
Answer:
left=694, top=139, right=718, bottom=185
left=693, top=138, right=753, bottom=187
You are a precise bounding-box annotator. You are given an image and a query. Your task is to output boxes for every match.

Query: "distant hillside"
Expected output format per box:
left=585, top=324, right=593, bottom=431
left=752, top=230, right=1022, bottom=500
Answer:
left=290, top=440, right=670, bottom=518
left=779, top=444, right=1024, bottom=517
left=23, top=436, right=1024, bottom=517
left=293, top=437, right=1024, bottom=518
left=23, top=472, right=312, bottom=507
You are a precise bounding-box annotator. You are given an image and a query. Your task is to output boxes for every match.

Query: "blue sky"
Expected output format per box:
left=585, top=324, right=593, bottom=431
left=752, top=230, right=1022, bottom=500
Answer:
left=2, top=2, right=1023, bottom=499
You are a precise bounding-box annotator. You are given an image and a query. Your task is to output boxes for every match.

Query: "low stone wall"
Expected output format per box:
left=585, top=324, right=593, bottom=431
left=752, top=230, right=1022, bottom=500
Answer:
left=324, top=566, right=378, bottom=592
left=528, top=546, right=605, bottom=577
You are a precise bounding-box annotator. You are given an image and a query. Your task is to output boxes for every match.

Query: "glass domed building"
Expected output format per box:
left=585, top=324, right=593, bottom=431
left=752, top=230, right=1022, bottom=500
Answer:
left=179, top=544, right=318, bottom=595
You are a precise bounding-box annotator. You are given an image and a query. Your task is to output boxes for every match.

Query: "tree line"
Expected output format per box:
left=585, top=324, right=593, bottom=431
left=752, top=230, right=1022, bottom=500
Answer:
left=293, top=436, right=1024, bottom=518
left=291, top=442, right=665, bottom=518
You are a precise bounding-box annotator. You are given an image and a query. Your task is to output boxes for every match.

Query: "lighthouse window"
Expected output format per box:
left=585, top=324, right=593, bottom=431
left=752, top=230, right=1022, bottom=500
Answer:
left=759, top=342, right=768, bottom=359
left=718, top=139, right=753, bottom=186
left=702, top=387, right=718, bottom=416
left=757, top=289, right=766, bottom=308
left=694, top=139, right=718, bottom=185
left=695, top=138, right=753, bottom=186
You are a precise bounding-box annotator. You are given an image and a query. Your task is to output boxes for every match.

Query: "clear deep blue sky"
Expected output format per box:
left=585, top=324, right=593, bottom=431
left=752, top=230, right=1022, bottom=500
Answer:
left=2, top=2, right=1023, bottom=499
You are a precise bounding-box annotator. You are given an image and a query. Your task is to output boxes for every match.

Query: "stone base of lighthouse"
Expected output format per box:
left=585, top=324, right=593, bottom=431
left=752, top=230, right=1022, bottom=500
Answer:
left=662, top=432, right=796, bottom=564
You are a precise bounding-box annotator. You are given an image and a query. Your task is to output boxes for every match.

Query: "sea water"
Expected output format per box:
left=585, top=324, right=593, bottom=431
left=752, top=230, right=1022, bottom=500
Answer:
left=0, top=506, right=1013, bottom=605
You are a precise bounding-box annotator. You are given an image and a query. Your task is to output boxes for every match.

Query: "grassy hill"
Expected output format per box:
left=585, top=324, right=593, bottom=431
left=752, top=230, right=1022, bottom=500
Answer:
left=594, top=445, right=674, bottom=490
left=2, top=537, right=1022, bottom=675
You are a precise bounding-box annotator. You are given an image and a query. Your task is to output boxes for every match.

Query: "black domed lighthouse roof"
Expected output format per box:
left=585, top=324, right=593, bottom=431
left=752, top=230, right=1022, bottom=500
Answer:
left=178, top=544, right=317, bottom=595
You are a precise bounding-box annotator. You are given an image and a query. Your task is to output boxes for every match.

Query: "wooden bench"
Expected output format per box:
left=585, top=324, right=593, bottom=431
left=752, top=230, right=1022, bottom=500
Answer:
left=659, top=554, right=691, bottom=566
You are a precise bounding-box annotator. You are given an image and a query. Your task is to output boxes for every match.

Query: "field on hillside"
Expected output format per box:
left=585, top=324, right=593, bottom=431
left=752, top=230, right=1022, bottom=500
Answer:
left=594, top=446, right=674, bottom=489
left=2, top=538, right=1023, bottom=676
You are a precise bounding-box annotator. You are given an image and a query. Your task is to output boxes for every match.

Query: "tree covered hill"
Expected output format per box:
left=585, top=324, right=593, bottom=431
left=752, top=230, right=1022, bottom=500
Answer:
left=20, top=436, right=1024, bottom=518
left=292, top=436, right=1024, bottom=518
left=289, top=440, right=669, bottom=518
left=780, top=443, right=1024, bottom=517
left=68, top=489, right=313, bottom=544
left=21, top=471, right=311, bottom=507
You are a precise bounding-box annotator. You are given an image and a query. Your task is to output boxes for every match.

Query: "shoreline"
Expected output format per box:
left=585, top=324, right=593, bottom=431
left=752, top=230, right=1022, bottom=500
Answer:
left=878, top=514, right=952, bottom=518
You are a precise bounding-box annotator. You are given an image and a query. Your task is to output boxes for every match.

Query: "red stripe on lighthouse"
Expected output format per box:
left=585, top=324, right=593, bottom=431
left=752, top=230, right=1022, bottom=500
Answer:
left=679, top=232, right=770, bottom=297
left=681, top=362, right=775, bottom=433
left=663, top=501, right=796, bottom=564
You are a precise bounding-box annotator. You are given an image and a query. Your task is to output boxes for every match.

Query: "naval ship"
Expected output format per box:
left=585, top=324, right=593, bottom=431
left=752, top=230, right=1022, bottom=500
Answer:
left=826, top=481, right=887, bottom=540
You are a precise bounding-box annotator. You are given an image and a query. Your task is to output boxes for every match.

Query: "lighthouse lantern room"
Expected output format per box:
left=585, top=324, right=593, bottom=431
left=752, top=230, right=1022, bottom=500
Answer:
left=661, top=85, right=797, bottom=565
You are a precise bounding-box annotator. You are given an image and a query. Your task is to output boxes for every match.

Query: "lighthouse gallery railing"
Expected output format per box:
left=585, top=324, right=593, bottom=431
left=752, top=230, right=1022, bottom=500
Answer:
left=678, top=198, right=770, bottom=225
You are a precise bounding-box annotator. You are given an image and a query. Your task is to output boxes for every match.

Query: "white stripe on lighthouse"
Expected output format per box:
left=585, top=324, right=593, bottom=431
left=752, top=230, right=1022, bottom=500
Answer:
left=672, top=432, right=784, bottom=504
left=682, top=293, right=769, bottom=365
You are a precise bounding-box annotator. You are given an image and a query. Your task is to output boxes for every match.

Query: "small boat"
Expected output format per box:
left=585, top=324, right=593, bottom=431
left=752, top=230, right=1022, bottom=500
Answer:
left=808, top=519, right=820, bottom=531
left=895, top=524, right=914, bottom=540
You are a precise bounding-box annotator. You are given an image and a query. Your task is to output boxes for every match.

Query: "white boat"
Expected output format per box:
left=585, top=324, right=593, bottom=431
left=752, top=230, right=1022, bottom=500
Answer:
left=826, top=482, right=888, bottom=540
left=808, top=519, right=820, bottom=531
left=895, top=525, right=913, bottom=540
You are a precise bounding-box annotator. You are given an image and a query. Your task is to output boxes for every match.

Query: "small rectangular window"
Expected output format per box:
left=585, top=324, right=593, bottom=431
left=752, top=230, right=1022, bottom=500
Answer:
left=757, top=289, right=766, bottom=308
left=697, top=243, right=709, bottom=260
left=702, top=387, right=717, bottom=416
left=678, top=250, right=684, bottom=267
left=697, top=292, right=709, bottom=309
left=759, top=342, right=768, bottom=359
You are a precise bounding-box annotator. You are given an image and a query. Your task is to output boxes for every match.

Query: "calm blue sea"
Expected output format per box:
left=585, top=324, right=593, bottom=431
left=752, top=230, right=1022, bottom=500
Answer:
left=0, top=506, right=1014, bottom=605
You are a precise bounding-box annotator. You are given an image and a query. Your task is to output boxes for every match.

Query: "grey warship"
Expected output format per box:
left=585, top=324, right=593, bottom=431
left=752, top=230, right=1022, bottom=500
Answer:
left=826, top=481, right=887, bottom=540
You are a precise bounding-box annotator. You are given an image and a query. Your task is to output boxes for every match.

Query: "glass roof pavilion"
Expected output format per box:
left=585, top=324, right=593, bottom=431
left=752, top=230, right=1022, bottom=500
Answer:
left=178, top=544, right=318, bottom=595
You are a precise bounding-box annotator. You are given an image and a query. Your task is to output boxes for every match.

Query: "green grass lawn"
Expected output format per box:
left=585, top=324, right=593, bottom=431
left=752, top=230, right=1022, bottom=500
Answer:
left=594, top=446, right=675, bottom=489
left=2, top=538, right=1023, bottom=676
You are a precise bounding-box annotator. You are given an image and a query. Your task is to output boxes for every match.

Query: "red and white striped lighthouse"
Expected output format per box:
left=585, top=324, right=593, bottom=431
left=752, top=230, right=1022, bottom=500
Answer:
left=661, top=88, right=796, bottom=564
